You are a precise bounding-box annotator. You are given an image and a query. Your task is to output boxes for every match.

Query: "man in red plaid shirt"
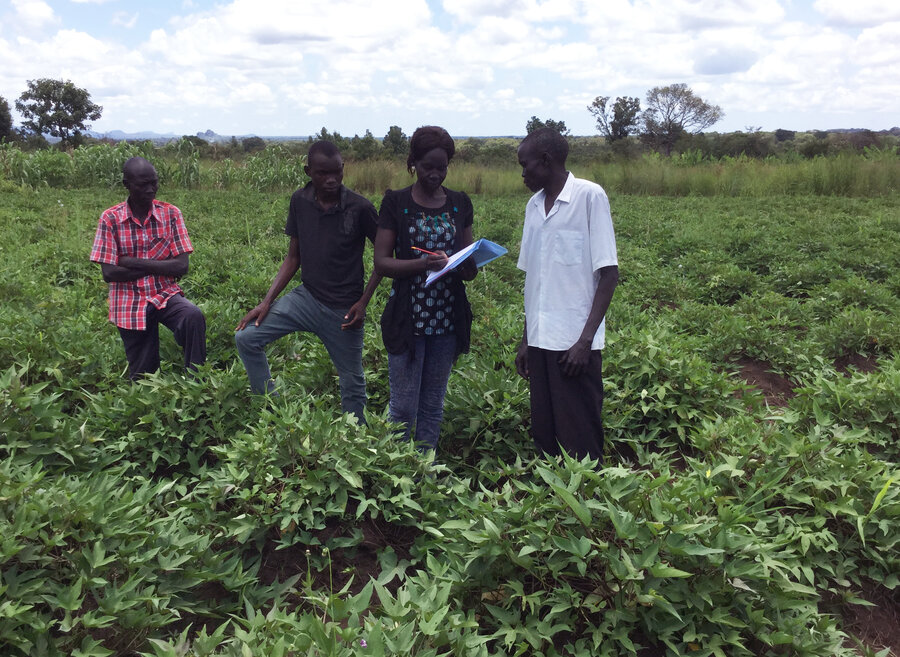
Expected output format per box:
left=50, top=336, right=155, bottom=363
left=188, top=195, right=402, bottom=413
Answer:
left=90, top=157, right=206, bottom=378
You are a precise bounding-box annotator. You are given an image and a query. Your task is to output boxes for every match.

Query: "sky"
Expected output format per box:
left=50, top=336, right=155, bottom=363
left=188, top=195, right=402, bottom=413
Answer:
left=1, top=0, right=898, bottom=138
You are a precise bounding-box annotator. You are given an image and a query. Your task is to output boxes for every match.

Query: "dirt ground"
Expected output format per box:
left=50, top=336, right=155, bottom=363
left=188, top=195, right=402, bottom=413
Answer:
left=735, top=357, right=796, bottom=406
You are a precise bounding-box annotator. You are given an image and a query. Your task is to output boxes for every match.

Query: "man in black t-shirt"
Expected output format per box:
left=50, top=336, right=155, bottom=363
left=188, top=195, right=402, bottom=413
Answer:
left=235, top=141, right=381, bottom=422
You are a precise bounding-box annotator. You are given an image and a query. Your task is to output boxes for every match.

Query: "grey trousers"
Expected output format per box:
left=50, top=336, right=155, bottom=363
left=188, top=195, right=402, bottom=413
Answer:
left=234, top=285, right=366, bottom=422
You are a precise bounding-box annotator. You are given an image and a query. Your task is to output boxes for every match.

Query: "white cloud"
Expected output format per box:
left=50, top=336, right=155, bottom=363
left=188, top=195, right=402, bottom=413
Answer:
left=2, top=0, right=896, bottom=135
left=443, top=0, right=578, bottom=23
left=472, top=15, right=529, bottom=45
left=6, top=29, right=121, bottom=90
left=813, top=0, right=900, bottom=27
left=848, top=22, right=900, bottom=111
left=443, top=0, right=526, bottom=21
left=720, top=26, right=862, bottom=114
left=112, top=12, right=139, bottom=29
left=666, top=0, right=785, bottom=30
left=583, top=0, right=784, bottom=39
left=227, top=81, right=274, bottom=105
left=11, top=0, right=57, bottom=29
left=693, top=43, right=759, bottom=75
left=853, top=22, right=900, bottom=68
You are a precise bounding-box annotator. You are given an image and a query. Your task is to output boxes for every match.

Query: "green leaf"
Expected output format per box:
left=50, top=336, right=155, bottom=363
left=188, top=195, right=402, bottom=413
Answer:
left=768, top=631, right=794, bottom=645
left=439, top=519, right=472, bottom=530
left=71, top=636, right=114, bottom=657
left=608, top=505, right=637, bottom=540
left=650, top=563, right=693, bottom=578
left=419, top=605, right=449, bottom=635
left=482, top=517, right=502, bottom=541
left=867, top=477, right=893, bottom=518
left=334, top=463, right=362, bottom=488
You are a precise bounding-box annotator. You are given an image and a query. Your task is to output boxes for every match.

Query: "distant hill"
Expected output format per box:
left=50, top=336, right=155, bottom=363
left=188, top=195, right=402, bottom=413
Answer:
left=85, top=129, right=180, bottom=144
left=196, top=129, right=235, bottom=143
left=194, top=129, right=319, bottom=142
left=85, top=129, right=254, bottom=144
left=86, top=129, right=310, bottom=143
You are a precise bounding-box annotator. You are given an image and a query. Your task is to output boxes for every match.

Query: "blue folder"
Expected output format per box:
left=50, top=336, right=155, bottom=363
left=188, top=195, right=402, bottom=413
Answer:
left=424, top=238, right=508, bottom=286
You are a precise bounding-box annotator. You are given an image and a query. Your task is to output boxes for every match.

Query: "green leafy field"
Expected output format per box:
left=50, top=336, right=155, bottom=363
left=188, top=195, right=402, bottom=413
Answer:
left=1, top=182, right=898, bottom=657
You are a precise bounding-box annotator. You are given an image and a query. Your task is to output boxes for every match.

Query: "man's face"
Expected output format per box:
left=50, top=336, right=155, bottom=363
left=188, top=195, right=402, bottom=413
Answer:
left=124, top=163, right=159, bottom=205
left=306, top=152, right=344, bottom=198
left=517, top=142, right=550, bottom=193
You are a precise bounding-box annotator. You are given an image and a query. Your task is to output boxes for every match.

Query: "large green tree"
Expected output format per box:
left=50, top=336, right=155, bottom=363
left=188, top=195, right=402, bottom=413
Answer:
left=0, top=95, right=13, bottom=142
left=382, top=125, right=408, bottom=156
left=16, top=78, right=102, bottom=146
left=350, top=129, right=380, bottom=160
left=641, top=83, right=723, bottom=155
left=525, top=116, right=569, bottom=136
left=312, top=126, right=350, bottom=152
left=587, top=96, right=641, bottom=143
left=241, top=136, right=266, bottom=153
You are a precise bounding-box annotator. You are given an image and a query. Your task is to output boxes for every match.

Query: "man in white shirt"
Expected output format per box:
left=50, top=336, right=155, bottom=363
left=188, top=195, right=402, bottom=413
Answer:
left=514, top=128, right=619, bottom=462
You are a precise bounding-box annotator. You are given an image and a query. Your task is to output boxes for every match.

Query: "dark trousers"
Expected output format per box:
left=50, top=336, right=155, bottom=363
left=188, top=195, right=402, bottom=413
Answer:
left=117, top=294, right=206, bottom=379
left=528, top=346, right=605, bottom=462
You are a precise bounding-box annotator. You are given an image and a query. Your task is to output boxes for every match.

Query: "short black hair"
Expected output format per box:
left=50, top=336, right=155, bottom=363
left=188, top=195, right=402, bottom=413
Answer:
left=407, top=126, right=455, bottom=172
left=122, top=156, right=155, bottom=182
left=308, top=140, right=341, bottom=160
left=520, top=128, right=569, bottom=165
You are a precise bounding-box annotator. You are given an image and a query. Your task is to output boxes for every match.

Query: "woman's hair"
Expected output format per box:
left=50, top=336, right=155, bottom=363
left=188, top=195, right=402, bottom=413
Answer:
left=407, top=125, right=455, bottom=173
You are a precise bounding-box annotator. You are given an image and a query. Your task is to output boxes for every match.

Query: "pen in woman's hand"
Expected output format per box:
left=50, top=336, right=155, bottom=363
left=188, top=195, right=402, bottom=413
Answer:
left=412, top=246, right=439, bottom=256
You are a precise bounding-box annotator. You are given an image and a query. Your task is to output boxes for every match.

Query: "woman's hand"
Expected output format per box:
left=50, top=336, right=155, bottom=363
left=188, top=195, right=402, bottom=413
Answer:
left=456, top=257, right=478, bottom=281
left=424, top=250, right=448, bottom=271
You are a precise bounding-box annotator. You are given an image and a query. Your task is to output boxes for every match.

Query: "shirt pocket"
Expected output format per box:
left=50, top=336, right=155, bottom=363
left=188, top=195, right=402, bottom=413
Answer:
left=552, top=230, right=583, bottom=265
left=340, top=208, right=360, bottom=236
left=147, top=236, right=172, bottom=260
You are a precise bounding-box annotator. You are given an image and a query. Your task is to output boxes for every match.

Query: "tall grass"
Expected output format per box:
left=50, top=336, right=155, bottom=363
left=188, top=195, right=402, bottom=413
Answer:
left=341, top=159, right=402, bottom=195
left=341, top=160, right=527, bottom=197
left=590, top=152, right=900, bottom=197
left=1, top=141, right=897, bottom=197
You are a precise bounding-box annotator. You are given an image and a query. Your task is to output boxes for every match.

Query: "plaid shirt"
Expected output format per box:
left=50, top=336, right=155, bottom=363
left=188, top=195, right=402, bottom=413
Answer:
left=90, top=200, right=194, bottom=330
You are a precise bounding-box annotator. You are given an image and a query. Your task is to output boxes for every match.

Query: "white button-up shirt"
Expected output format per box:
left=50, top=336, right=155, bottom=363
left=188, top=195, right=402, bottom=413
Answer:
left=517, top=173, right=618, bottom=351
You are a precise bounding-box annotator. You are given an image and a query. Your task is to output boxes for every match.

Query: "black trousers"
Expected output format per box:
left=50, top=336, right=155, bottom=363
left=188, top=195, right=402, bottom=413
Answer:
left=528, top=346, right=605, bottom=462
left=117, top=294, right=206, bottom=379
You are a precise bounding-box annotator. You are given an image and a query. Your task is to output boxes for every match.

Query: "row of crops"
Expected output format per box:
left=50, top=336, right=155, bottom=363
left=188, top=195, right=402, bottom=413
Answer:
left=1, top=176, right=898, bottom=655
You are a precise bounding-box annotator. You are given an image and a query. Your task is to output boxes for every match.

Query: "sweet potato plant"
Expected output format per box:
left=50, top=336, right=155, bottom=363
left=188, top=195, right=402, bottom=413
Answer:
left=0, top=154, right=898, bottom=656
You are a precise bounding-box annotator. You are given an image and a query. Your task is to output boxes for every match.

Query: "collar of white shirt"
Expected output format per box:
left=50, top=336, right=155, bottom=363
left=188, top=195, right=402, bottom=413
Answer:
left=530, top=172, right=575, bottom=220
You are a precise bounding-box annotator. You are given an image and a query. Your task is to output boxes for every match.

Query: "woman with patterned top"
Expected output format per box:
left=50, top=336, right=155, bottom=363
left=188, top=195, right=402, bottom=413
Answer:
left=374, top=126, right=477, bottom=452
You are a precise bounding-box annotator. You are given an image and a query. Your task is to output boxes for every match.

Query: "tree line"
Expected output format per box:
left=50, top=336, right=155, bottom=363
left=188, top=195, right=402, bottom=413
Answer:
left=526, top=82, right=724, bottom=157
left=2, top=78, right=897, bottom=163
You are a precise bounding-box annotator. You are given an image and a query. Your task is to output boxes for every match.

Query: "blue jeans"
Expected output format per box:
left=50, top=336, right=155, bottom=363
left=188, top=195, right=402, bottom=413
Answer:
left=388, top=334, right=456, bottom=451
left=235, top=285, right=366, bottom=422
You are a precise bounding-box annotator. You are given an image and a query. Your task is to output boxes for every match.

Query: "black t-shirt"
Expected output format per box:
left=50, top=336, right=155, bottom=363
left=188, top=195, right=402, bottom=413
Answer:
left=285, top=184, right=378, bottom=309
left=378, top=187, right=474, bottom=335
